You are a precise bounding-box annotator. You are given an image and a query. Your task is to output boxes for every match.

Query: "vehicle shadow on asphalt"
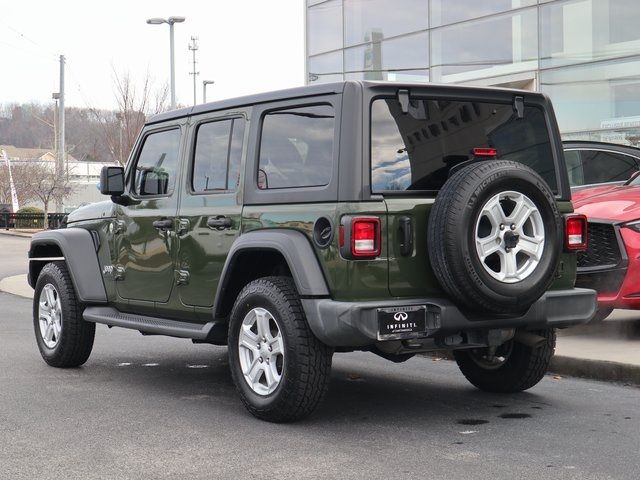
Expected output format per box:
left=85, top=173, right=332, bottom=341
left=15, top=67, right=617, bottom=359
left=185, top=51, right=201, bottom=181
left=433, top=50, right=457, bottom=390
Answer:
left=77, top=344, right=555, bottom=428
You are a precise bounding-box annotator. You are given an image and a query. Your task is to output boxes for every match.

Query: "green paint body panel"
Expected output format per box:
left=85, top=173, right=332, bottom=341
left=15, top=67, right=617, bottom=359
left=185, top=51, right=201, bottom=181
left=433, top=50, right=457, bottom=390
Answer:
left=177, top=192, right=242, bottom=308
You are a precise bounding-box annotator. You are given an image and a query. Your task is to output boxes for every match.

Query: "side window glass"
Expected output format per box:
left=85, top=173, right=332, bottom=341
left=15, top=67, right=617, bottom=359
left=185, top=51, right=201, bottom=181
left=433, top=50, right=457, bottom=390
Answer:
left=564, top=150, right=584, bottom=187
left=192, top=118, right=245, bottom=192
left=134, top=129, right=181, bottom=196
left=582, top=150, right=638, bottom=185
left=258, top=104, right=334, bottom=189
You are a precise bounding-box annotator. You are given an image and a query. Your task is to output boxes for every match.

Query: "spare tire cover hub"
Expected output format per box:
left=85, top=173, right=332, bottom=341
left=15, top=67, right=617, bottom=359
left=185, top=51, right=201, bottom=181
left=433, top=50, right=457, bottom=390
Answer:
left=474, top=190, right=545, bottom=284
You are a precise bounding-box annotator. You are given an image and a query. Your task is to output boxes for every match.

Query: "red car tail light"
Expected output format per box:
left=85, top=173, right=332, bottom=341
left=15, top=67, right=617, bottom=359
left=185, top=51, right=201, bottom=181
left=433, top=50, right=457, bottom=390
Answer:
left=565, top=214, right=588, bottom=251
left=340, top=216, right=381, bottom=259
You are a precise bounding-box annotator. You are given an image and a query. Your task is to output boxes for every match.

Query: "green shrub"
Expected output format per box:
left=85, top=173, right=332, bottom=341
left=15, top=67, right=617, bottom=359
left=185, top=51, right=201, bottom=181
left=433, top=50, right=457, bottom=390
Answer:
left=16, top=206, right=45, bottom=229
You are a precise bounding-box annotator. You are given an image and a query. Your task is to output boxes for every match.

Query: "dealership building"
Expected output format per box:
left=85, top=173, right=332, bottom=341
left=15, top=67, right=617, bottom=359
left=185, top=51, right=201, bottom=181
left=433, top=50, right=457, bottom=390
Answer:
left=305, top=0, right=640, bottom=144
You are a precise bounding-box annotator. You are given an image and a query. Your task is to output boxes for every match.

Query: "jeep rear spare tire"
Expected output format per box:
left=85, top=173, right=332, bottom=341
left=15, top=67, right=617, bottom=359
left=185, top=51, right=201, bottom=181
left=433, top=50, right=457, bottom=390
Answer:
left=428, top=160, right=562, bottom=314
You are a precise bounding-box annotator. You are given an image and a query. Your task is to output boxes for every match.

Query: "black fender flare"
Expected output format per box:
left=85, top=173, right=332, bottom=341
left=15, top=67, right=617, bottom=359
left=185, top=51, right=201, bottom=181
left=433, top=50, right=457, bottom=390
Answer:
left=212, top=229, right=329, bottom=318
left=29, top=228, right=108, bottom=303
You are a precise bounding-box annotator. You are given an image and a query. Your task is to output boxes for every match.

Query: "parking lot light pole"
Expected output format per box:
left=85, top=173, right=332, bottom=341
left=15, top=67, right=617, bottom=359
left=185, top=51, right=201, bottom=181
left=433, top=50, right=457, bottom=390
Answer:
left=202, top=80, right=215, bottom=103
left=146, top=16, right=185, bottom=110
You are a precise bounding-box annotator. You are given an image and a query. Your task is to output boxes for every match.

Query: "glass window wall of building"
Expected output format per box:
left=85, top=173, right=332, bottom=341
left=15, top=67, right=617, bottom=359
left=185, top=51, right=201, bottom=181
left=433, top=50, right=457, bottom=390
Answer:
left=540, top=0, right=640, bottom=69
left=344, top=0, right=428, bottom=46
left=431, top=7, right=538, bottom=83
left=306, top=0, right=640, bottom=143
left=430, top=0, right=536, bottom=28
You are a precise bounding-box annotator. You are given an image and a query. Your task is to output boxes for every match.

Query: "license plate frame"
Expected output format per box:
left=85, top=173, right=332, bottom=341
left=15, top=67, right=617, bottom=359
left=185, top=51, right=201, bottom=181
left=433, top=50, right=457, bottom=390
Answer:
left=377, top=305, right=427, bottom=340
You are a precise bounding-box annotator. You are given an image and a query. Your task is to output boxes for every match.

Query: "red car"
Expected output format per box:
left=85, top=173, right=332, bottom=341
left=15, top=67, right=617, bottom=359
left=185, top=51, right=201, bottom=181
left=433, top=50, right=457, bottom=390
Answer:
left=573, top=172, right=640, bottom=321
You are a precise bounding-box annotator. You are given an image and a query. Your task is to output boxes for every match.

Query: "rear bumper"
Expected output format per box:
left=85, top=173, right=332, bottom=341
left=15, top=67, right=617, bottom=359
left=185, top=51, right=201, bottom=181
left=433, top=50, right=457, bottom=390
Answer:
left=302, top=288, right=596, bottom=347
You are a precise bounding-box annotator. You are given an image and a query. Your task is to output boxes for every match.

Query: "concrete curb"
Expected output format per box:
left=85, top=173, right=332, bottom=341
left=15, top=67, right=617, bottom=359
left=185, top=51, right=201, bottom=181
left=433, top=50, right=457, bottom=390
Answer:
left=0, top=274, right=33, bottom=299
left=0, top=230, right=35, bottom=238
left=550, top=356, right=640, bottom=386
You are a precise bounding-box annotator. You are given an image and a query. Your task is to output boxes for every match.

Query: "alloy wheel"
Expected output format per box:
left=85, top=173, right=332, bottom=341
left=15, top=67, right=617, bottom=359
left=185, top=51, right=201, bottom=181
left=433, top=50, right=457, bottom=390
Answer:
left=38, top=283, right=62, bottom=349
left=474, top=191, right=545, bottom=283
left=237, top=307, right=285, bottom=396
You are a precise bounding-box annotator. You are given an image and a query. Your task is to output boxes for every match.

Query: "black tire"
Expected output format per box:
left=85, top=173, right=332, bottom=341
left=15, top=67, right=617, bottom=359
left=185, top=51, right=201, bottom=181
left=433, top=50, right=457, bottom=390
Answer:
left=228, top=276, right=333, bottom=422
left=428, top=160, right=562, bottom=314
left=590, top=307, right=613, bottom=323
left=33, top=262, right=95, bottom=368
left=454, top=328, right=556, bottom=393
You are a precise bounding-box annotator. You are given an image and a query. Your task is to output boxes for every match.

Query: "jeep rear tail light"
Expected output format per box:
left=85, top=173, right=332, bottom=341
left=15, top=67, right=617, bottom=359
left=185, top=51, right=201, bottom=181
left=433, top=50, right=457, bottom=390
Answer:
left=340, top=216, right=381, bottom=259
left=565, top=214, right=588, bottom=251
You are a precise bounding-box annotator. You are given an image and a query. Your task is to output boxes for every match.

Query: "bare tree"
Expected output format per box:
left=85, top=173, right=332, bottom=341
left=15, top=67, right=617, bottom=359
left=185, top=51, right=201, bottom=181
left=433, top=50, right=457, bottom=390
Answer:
left=91, top=69, right=169, bottom=165
left=28, top=163, right=75, bottom=223
left=0, top=163, right=40, bottom=206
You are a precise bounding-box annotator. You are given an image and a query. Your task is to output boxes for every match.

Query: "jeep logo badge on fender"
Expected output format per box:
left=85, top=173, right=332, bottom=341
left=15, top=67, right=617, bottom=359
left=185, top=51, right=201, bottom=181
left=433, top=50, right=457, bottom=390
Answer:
left=377, top=306, right=427, bottom=340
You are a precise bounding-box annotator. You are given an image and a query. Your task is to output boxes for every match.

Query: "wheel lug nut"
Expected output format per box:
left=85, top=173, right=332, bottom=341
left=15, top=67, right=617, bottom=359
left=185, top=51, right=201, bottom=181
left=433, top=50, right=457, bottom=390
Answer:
left=510, top=224, right=516, bottom=230
left=258, top=357, right=263, bottom=363
left=499, top=224, right=505, bottom=230
left=268, top=346, right=272, bottom=352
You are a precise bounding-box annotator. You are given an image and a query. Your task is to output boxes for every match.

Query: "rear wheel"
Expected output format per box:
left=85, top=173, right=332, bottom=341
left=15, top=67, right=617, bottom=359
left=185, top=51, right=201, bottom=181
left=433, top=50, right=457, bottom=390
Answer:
left=228, top=276, right=333, bottom=422
left=454, top=329, right=556, bottom=393
left=33, top=262, right=95, bottom=368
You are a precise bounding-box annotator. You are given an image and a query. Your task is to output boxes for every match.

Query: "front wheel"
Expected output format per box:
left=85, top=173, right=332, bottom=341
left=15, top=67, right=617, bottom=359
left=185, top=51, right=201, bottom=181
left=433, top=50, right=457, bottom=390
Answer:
left=454, top=329, right=556, bottom=393
left=33, top=262, right=95, bottom=368
left=228, top=276, right=333, bottom=422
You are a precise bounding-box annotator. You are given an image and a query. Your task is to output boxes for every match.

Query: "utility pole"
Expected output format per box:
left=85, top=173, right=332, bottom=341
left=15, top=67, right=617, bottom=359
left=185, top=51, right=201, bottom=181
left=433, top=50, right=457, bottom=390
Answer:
left=55, top=55, right=65, bottom=212
left=189, top=36, right=199, bottom=105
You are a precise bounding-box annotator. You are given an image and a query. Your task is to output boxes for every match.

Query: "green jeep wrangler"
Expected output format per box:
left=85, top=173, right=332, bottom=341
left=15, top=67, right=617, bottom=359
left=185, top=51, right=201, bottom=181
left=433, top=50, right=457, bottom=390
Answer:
left=29, top=82, right=596, bottom=422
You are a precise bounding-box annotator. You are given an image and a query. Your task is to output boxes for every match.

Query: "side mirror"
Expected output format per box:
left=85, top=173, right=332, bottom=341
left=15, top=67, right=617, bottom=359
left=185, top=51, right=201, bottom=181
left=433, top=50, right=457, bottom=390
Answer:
left=100, top=166, right=125, bottom=196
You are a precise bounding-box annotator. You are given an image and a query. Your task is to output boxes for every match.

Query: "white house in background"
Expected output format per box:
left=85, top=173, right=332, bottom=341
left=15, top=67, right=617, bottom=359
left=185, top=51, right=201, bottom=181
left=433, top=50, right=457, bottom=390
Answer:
left=0, top=145, right=115, bottom=212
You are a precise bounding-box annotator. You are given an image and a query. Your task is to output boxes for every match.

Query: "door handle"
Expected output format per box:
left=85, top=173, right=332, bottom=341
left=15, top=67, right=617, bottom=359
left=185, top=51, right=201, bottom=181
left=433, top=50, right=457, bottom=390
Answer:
left=152, top=218, right=173, bottom=231
left=207, top=216, right=232, bottom=230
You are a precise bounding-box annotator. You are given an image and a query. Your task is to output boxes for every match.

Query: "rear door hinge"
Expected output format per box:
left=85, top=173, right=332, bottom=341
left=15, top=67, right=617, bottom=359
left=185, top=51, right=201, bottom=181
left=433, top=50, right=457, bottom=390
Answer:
left=398, top=89, right=410, bottom=114
left=514, top=95, right=524, bottom=119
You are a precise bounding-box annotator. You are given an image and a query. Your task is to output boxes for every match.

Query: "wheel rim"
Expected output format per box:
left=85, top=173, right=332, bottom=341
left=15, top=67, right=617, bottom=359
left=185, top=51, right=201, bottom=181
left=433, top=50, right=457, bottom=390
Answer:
left=474, top=190, right=545, bottom=283
left=468, top=342, right=514, bottom=370
left=38, top=284, right=62, bottom=349
left=237, top=307, right=284, bottom=396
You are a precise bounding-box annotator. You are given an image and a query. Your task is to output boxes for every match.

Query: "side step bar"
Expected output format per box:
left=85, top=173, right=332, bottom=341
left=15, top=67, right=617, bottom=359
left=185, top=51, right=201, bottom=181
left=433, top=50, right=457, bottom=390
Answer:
left=83, top=306, right=226, bottom=342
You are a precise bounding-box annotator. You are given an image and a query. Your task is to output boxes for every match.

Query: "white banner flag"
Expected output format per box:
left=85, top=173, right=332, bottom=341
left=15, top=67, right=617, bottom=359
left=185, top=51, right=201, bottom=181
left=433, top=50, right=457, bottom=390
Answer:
left=1, top=149, right=20, bottom=212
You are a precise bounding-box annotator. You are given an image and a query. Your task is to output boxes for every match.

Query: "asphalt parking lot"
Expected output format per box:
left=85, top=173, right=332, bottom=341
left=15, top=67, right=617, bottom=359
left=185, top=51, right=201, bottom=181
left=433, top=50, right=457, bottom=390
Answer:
left=1, top=235, right=639, bottom=479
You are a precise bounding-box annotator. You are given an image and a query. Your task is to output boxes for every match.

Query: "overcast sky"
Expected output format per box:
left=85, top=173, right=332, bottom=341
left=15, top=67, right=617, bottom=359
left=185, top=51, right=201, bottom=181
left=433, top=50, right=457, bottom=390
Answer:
left=0, top=0, right=305, bottom=110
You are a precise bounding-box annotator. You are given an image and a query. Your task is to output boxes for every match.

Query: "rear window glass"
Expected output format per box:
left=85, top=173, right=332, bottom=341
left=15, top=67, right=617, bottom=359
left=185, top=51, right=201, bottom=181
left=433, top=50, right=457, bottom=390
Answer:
left=371, top=98, right=557, bottom=193
left=258, top=104, right=334, bottom=189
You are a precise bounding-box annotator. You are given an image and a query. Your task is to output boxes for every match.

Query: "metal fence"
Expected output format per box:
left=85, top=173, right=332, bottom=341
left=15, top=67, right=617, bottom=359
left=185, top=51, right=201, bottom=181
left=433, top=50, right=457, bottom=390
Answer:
left=1, top=213, right=67, bottom=231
